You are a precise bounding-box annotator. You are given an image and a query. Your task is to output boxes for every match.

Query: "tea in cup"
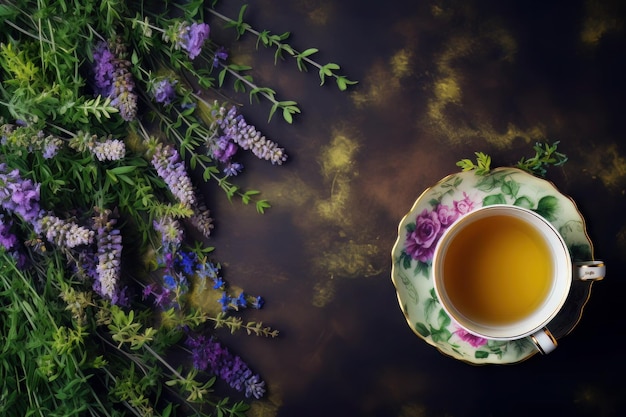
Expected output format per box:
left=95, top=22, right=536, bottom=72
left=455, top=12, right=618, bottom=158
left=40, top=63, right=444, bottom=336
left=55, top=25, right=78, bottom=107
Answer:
left=432, top=204, right=605, bottom=354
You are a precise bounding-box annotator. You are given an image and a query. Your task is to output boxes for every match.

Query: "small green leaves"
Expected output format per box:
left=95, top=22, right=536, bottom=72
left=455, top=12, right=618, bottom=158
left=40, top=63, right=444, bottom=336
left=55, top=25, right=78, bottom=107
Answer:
left=516, top=141, right=568, bottom=177
left=225, top=4, right=252, bottom=38
left=268, top=100, right=300, bottom=124
left=209, top=6, right=358, bottom=94
left=456, top=152, right=492, bottom=175
left=457, top=142, right=567, bottom=178
left=295, top=48, right=318, bottom=71
left=318, top=62, right=340, bottom=85
left=74, top=96, right=119, bottom=122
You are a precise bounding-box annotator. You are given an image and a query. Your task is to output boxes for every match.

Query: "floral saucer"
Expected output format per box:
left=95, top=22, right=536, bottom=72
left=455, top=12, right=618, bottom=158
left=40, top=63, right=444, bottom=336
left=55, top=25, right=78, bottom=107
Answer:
left=391, top=167, right=598, bottom=364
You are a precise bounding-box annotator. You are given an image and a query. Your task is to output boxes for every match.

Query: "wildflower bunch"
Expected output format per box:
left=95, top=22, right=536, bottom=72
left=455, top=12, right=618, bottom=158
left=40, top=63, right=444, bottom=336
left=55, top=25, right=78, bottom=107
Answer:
left=0, top=0, right=355, bottom=415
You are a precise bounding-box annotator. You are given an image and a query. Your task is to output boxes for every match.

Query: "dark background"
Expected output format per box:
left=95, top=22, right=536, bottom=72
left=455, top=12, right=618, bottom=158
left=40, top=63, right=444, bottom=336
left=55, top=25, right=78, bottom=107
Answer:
left=199, top=1, right=626, bottom=416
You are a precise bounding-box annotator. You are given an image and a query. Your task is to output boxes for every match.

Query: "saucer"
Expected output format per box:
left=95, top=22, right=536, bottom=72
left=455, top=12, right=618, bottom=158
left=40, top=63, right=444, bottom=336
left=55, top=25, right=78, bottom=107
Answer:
left=390, top=167, right=598, bottom=364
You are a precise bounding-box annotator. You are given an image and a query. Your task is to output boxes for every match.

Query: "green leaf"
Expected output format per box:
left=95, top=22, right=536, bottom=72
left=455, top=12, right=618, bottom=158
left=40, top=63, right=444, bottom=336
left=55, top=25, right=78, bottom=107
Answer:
left=415, top=322, right=430, bottom=337
left=482, top=193, right=506, bottom=206
left=513, top=196, right=534, bottom=209
left=534, top=195, right=559, bottom=221
left=108, top=166, right=137, bottom=175
left=475, top=350, right=489, bottom=359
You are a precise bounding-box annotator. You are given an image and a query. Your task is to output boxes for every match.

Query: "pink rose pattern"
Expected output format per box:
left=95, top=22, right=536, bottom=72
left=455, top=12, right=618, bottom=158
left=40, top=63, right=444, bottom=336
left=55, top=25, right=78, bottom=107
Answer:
left=455, top=326, right=488, bottom=348
left=404, top=192, right=476, bottom=262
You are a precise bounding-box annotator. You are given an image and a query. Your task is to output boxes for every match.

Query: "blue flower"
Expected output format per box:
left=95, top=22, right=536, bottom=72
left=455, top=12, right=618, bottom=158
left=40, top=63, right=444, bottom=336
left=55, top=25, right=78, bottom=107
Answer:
left=177, top=251, right=197, bottom=275
left=251, top=296, right=264, bottom=309
left=235, top=292, right=247, bottom=309
left=163, top=274, right=177, bottom=289
left=212, top=276, right=225, bottom=289
left=218, top=292, right=230, bottom=311
left=196, top=261, right=219, bottom=280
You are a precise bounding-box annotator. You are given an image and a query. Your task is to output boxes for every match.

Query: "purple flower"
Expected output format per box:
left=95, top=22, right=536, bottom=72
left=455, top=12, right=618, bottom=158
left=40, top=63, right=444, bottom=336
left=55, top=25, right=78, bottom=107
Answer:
left=150, top=144, right=196, bottom=207
left=90, top=138, right=126, bottom=161
left=185, top=334, right=266, bottom=398
left=213, top=46, right=228, bottom=67
left=190, top=197, right=214, bottom=239
left=173, top=22, right=210, bottom=60
left=92, top=41, right=137, bottom=121
left=454, top=192, right=476, bottom=216
left=152, top=78, right=177, bottom=104
left=436, top=204, right=459, bottom=229
left=153, top=216, right=184, bottom=247
left=94, top=214, right=123, bottom=303
left=404, top=209, right=442, bottom=262
left=0, top=215, right=17, bottom=250
left=455, top=327, right=488, bottom=348
left=142, top=284, right=154, bottom=300
left=37, top=214, right=94, bottom=249
left=0, top=166, right=42, bottom=223
left=214, top=105, right=288, bottom=165
left=223, top=162, right=243, bottom=177
left=93, top=43, right=116, bottom=94
left=213, top=136, right=238, bottom=163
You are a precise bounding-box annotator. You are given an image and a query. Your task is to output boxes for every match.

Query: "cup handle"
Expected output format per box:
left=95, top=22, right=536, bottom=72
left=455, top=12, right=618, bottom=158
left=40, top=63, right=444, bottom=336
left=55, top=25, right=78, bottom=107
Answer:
left=574, top=260, right=605, bottom=281
left=530, top=327, right=558, bottom=355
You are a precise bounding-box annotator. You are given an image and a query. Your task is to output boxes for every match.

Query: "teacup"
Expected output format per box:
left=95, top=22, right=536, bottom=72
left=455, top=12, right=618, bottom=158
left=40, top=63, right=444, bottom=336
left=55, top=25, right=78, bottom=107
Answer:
left=432, top=204, right=605, bottom=354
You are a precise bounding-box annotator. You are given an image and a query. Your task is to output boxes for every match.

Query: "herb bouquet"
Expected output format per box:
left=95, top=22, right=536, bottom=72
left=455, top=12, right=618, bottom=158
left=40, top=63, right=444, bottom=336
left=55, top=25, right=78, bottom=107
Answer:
left=0, top=0, right=354, bottom=415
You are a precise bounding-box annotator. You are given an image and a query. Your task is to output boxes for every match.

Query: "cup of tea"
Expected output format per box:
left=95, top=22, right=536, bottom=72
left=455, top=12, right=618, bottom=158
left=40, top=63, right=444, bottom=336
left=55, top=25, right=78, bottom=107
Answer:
left=432, top=204, right=605, bottom=354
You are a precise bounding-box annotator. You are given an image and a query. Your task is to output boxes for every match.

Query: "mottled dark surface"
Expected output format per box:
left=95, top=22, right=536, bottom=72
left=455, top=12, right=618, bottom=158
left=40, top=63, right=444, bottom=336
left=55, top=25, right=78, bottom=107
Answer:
left=199, top=0, right=626, bottom=416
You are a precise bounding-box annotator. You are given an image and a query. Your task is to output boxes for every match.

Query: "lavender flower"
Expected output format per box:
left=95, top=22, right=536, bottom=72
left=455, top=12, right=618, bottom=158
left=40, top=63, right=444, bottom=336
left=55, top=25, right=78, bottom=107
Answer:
left=0, top=215, right=17, bottom=250
left=1, top=123, right=66, bottom=159
left=37, top=214, right=94, bottom=248
left=223, top=162, right=243, bottom=177
left=90, top=138, right=126, bottom=161
left=150, top=144, right=196, bottom=207
left=152, top=78, right=178, bottom=104
left=92, top=41, right=138, bottom=121
left=213, top=135, right=238, bottom=163
left=214, top=105, right=288, bottom=165
left=68, top=133, right=125, bottom=161
left=95, top=222, right=123, bottom=302
left=42, top=138, right=62, bottom=159
left=171, top=22, right=210, bottom=60
left=185, top=334, right=266, bottom=399
left=190, top=198, right=214, bottom=239
left=0, top=164, right=41, bottom=222
left=213, top=46, right=228, bottom=67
